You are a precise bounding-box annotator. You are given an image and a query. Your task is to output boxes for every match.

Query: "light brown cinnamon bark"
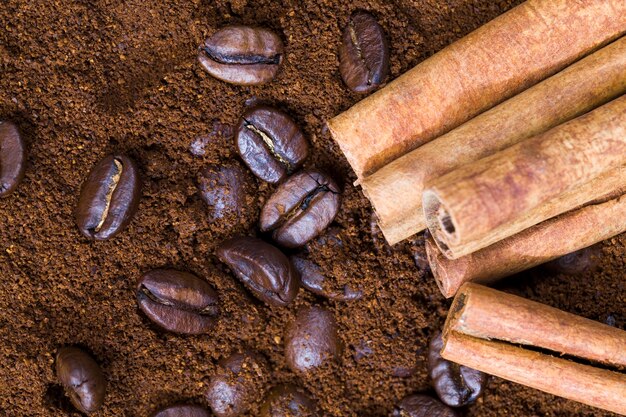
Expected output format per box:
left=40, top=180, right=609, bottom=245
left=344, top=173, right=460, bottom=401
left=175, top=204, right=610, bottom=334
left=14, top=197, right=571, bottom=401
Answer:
left=327, top=0, right=626, bottom=179
left=360, top=37, right=626, bottom=245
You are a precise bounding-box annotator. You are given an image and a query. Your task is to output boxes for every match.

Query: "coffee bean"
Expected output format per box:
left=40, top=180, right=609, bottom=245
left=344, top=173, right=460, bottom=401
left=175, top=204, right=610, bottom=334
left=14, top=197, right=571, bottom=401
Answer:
left=339, top=11, right=389, bottom=93
left=260, top=171, right=341, bottom=248
left=428, top=332, right=487, bottom=407
left=75, top=154, right=141, bottom=240
left=391, top=394, right=458, bottom=417
left=136, top=269, right=219, bottom=335
left=260, top=385, right=318, bottom=417
left=291, top=256, right=362, bottom=301
left=236, top=106, right=309, bottom=183
left=198, top=26, right=284, bottom=85
left=0, top=121, right=26, bottom=197
left=544, top=244, right=603, bottom=275
left=55, top=347, right=106, bottom=414
left=151, top=404, right=211, bottom=417
left=206, top=350, right=269, bottom=417
left=285, top=306, right=341, bottom=373
left=197, top=161, right=249, bottom=221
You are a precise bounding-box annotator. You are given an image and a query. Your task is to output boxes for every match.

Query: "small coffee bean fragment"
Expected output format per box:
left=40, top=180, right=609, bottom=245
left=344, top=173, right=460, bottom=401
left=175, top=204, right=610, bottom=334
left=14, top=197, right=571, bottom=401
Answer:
left=544, top=244, right=602, bottom=275
left=151, top=404, right=211, bottom=417
left=391, top=394, right=458, bottom=417
left=198, top=26, right=284, bottom=85
left=55, top=347, right=106, bottom=414
left=339, top=11, right=389, bottom=93
left=197, top=161, right=248, bottom=221
left=260, top=385, right=319, bottom=417
left=260, top=171, right=341, bottom=248
left=0, top=121, right=26, bottom=197
left=76, top=154, right=141, bottom=240
left=136, top=269, right=219, bottom=335
left=236, top=106, right=309, bottom=183
left=217, top=236, right=299, bottom=307
left=206, top=350, right=269, bottom=417
left=428, top=332, right=487, bottom=407
left=285, top=306, right=341, bottom=373
left=291, top=255, right=362, bottom=301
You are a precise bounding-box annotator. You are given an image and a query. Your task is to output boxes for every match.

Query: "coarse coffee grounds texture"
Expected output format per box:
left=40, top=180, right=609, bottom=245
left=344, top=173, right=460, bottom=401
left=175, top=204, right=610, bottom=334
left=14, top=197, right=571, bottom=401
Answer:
left=0, top=0, right=624, bottom=416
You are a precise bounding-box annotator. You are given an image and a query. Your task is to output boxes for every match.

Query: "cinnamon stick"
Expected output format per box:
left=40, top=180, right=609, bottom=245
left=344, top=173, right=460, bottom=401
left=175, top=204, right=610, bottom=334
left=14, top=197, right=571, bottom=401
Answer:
left=360, top=37, right=626, bottom=245
left=327, top=0, right=626, bottom=179
left=423, top=95, right=626, bottom=259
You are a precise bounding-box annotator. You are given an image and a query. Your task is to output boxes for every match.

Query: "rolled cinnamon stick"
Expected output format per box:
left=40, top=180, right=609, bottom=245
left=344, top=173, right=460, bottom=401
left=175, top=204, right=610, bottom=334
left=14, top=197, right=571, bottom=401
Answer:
left=361, top=37, right=626, bottom=245
left=327, top=0, right=626, bottom=178
left=423, top=95, right=626, bottom=259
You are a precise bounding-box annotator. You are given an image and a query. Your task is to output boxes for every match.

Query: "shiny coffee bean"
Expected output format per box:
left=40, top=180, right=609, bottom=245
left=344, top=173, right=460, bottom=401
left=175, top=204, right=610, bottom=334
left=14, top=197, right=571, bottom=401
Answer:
left=236, top=106, right=309, bottom=183
left=197, top=161, right=248, bottom=221
left=260, top=171, right=341, bottom=248
left=136, top=269, right=219, bottom=334
left=198, top=26, right=284, bottom=85
left=206, top=350, right=269, bottom=417
left=0, top=121, right=26, bottom=197
left=151, top=404, right=211, bottom=417
left=285, top=306, right=341, bottom=373
left=391, top=394, right=458, bottom=417
left=217, top=236, right=299, bottom=307
left=428, top=332, right=487, bottom=407
left=339, top=11, right=389, bottom=93
left=76, top=154, right=141, bottom=240
left=544, top=244, right=602, bottom=275
left=260, top=385, right=318, bottom=417
left=56, top=347, right=106, bottom=414
left=291, top=256, right=362, bottom=301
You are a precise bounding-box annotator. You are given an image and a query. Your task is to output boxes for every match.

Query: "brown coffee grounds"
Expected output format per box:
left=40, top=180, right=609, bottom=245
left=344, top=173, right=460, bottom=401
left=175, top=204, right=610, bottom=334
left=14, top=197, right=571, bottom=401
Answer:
left=0, top=0, right=623, bottom=416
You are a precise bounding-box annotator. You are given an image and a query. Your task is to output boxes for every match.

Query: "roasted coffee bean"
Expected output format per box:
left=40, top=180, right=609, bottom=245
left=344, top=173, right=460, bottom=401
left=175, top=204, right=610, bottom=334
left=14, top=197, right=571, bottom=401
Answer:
left=260, top=171, right=341, bottom=248
left=291, top=256, right=362, bottom=301
left=339, top=11, right=389, bottom=93
left=56, top=347, right=106, bottom=414
left=391, top=394, right=458, bottom=417
left=198, top=26, right=284, bottom=85
left=285, top=306, right=341, bottom=373
left=260, top=385, right=318, bottom=417
left=197, top=161, right=248, bottom=221
left=136, top=269, right=219, bottom=334
left=206, top=350, right=269, bottom=417
left=544, top=244, right=603, bottom=275
left=217, top=236, right=299, bottom=307
left=428, top=332, right=487, bottom=407
left=236, top=106, right=309, bottom=183
left=0, top=121, right=26, bottom=197
left=151, top=404, right=211, bottom=417
left=75, top=154, right=141, bottom=240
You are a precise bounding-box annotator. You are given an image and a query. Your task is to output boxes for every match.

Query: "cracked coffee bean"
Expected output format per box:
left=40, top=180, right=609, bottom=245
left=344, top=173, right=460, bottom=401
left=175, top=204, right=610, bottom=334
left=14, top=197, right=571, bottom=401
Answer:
left=198, top=26, right=284, bottom=85
left=236, top=106, right=309, bottom=183
left=206, top=350, right=269, bottom=417
left=136, top=269, right=219, bottom=335
left=260, top=385, right=318, bottom=417
left=392, top=394, right=457, bottom=417
left=75, top=154, right=141, bottom=240
left=543, top=244, right=603, bottom=275
left=56, top=347, right=106, bottom=414
left=260, top=171, right=341, bottom=248
left=218, top=236, right=299, bottom=307
left=285, top=306, right=341, bottom=374
left=197, top=161, right=249, bottom=222
left=291, top=255, right=362, bottom=301
left=339, top=11, right=389, bottom=93
left=0, top=121, right=26, bottom=197
left=151, top=404, right=211, bottom=417
left=428, top=332, right=487, bottom=407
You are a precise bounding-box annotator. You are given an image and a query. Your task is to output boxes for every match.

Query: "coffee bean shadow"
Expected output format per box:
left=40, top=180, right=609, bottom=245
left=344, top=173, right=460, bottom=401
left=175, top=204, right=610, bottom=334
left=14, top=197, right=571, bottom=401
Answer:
left=43, top=383, right=78, bottom=415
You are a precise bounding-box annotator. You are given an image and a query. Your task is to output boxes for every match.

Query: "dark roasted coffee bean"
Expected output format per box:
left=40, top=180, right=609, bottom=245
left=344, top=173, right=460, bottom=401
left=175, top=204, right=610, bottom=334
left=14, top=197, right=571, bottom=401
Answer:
left=260, top=171, right=341, bottom=248
left=218, top=236, right=299, bottom=307
left=428, top=332, right=487, bottom=407
left=544, top=244, right=603, bottom=275
left=206, top=350, right=269, bottom=417
left=285, top=306, right=341, bottom=373
left=197, top=161, right=248, bottom=221
left=291, top=256, right=362, bottom=301
left=260, top=385, right=318, bottom=417
left=391, top=394, right=458, bottom=417
left=75, top=154, right=141, bottom=240
left=198, top=26, right=284, bottom=85
left=56, top=347, right=106, bottom=414
left=151, top=404, right=211, bottom=417
left=236, top=106, right=309, bottom=183
left=136, top=269, right=219, bottom=334
left=0, top=121, right=26, bottom=197
left=339, top=11, right=389, bottom=93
